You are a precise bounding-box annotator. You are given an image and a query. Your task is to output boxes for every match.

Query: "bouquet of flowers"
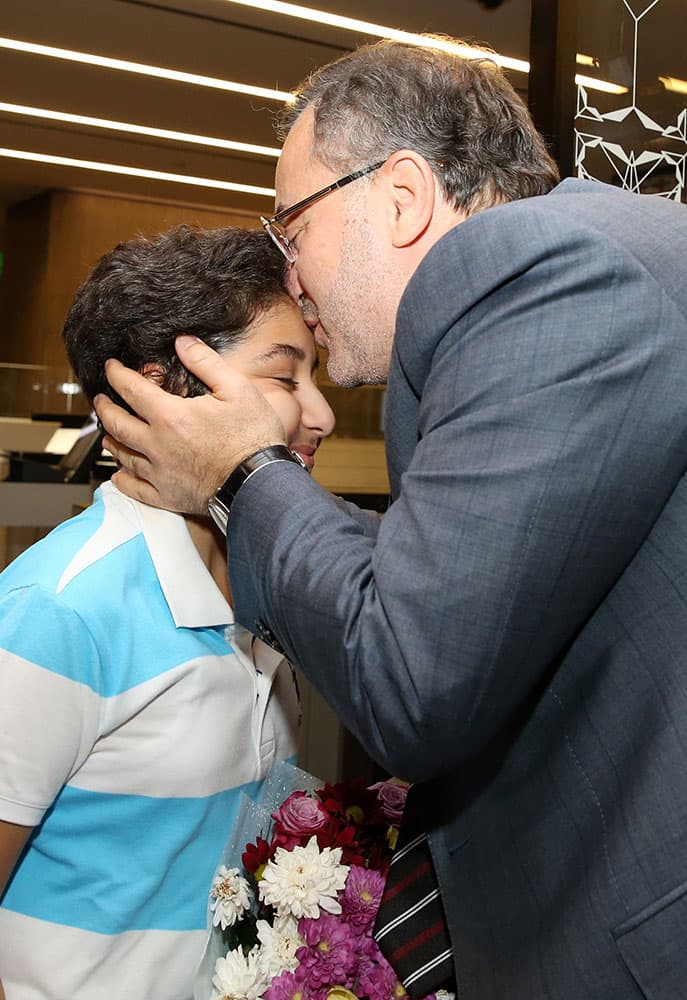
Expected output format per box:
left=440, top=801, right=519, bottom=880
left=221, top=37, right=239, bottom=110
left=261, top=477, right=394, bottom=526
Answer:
left=196, top=762, right=433, bottom=1000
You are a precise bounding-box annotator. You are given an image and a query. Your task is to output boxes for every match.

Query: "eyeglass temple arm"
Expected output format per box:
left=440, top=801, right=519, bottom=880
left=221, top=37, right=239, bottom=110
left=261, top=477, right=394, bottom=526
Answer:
left=271, top=161, right=386, bottom=225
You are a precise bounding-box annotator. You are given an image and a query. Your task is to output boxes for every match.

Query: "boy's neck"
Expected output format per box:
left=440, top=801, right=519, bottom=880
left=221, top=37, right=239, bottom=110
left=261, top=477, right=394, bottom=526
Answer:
left=184, top=516, right=232, bottom=606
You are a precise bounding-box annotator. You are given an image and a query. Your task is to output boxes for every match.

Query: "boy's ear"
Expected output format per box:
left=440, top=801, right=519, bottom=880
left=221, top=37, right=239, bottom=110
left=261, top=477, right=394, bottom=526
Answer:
left=139, top=363, right=166, bottom=385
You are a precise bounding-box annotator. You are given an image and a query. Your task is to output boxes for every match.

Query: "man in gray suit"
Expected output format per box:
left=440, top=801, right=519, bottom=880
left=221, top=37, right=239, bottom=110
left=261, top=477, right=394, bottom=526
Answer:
left=96, top=38, right=687, bottom=1000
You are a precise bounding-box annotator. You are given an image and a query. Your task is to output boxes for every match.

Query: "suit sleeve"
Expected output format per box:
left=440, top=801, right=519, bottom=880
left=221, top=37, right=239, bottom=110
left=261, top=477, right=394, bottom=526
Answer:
left=229, top=219, right=687, bottom=782
left=332, top=495, right=383, bottom=537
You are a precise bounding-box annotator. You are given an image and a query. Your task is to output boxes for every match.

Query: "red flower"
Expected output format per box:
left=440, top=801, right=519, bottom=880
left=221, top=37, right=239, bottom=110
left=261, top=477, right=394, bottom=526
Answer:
left=242, top=836, right=273, bottom=874
left=315, top=822, right=365, bottom=867
left=316, top=780, right=382, bottom=827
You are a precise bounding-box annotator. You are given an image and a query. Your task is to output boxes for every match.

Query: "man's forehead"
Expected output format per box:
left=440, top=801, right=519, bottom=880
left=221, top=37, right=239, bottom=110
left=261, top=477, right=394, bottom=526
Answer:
left=274, top=108, right=325, bottom=209
left=281, top=105, right=315, bottom=161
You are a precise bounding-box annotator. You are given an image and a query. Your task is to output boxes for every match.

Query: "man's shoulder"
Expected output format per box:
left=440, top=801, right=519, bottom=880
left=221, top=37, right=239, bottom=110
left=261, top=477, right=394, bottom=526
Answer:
left=445, top=179, right=678, bottom=251
left=393, top=180, right=687, bottom=400
left=403, top=179, right=685, bottom=317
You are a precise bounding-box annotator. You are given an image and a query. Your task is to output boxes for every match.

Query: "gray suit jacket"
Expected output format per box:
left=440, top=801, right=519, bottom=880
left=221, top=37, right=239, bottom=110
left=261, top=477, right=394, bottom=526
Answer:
left=229, top=179, right=687, bottom=999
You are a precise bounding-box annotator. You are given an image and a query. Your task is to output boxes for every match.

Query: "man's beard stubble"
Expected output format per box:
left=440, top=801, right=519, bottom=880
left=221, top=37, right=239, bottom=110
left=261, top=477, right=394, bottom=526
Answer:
left=319, top=212, right=393, bottom=388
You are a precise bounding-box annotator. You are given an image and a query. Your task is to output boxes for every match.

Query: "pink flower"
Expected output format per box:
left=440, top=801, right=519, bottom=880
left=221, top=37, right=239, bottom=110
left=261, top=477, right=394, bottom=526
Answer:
left=341, top=865, right=385, bottom=932
left=265, top=970, right=323, bottom=1000
left=296, top=913, right=358, bottom=989
left=369, top=782, right=409, bottom=825
left=272, top=792, right=332, bottom=849
left=356, top=942, right=403, bottom=1000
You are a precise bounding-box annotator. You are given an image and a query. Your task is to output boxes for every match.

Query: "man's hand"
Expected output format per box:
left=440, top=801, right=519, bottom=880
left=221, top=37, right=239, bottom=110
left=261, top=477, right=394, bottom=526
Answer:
left=94, top=336, right=286, bottom=514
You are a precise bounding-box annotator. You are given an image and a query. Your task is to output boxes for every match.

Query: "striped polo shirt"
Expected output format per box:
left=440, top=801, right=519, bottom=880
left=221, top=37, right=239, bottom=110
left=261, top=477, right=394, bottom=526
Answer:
left=0, top=482, right=299, bottom=999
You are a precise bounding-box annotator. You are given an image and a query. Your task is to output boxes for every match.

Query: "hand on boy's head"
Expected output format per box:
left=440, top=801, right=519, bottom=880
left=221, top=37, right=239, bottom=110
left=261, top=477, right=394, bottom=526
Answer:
left=93, top=337, right=287, bottom=515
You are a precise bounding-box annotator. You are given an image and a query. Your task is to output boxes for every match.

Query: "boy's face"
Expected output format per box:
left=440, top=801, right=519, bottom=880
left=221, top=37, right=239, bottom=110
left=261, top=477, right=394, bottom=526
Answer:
left=221, top=297, right=335, bottom=471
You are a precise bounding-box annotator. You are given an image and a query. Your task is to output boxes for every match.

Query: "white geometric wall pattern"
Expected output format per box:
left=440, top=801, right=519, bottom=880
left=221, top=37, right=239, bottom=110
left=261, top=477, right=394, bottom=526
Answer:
left=574, top=0, right=686, bottom=201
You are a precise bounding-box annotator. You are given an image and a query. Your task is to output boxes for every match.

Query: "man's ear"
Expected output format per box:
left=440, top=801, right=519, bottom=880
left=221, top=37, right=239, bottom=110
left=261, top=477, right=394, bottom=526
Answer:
left=384, top=150, right=437, bottom=248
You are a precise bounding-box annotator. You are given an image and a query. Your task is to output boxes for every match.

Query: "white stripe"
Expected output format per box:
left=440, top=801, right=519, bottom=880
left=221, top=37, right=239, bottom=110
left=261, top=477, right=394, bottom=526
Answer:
left=403, top=947, right=454, bottom=988
left=71, top=649, right=298, bottom=797
left=375, top=888, right=440, bottom=939
left=56, top=487, right=138, bottom=592
left=0, top=652, right=100, bottom=825
left=390, top=831, right=427, bottom=865
left=0, top=649, right=298, bottom=807
left=73, top=655, right=259, bottom=796
left=0, top=908, right=205, bottom=1000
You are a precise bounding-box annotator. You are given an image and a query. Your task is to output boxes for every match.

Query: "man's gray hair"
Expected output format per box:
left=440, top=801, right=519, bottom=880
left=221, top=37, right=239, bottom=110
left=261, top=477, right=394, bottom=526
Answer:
left=278, top=37, right=560, bottom=216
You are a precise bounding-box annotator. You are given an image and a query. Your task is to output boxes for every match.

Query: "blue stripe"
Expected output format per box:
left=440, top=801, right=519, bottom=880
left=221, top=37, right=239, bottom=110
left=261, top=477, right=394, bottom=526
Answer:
left=2, top=779, right=265, bottom=933
left=59, top=534, right=233, bottom=694
left=0, top=525, right=233, bottom=696
left=0, top=583, right=104, bottom=691
left=0, top=497, right=106, bottom=594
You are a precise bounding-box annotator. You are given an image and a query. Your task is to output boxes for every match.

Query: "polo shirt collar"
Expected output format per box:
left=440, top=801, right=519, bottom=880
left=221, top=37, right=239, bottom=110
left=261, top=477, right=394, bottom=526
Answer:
left=118, top=485, right=233, bottom=630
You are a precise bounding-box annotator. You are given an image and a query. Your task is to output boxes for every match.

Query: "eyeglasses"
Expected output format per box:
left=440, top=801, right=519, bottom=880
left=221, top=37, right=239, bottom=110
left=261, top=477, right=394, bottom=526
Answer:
left=260, top=160, right=386, bottom=263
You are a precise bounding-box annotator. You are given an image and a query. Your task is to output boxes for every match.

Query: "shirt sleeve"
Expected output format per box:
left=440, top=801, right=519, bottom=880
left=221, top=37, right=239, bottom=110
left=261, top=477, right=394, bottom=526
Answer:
left=0, top=585, right=102, bottom=826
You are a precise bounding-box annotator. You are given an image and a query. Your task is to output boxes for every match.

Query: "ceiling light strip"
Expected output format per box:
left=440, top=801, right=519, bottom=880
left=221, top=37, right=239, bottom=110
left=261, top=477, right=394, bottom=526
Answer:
left=0, top=101, right=281, bottom=158
left=220, top=0, right=528, bottom=73
left=659, top=75, right=687, bottom=95
left=0, top=36, right=293, bottom=103
left=219, top=0, right=629, bottom=94
left=0, top=147, right=276, bottom=197
left=575, top=74, right=627, bottom=95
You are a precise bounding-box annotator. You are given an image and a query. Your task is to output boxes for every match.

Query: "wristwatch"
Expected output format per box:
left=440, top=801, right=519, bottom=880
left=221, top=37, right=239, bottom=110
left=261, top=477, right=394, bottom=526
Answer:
left=207, top=445, right=308, bottom=534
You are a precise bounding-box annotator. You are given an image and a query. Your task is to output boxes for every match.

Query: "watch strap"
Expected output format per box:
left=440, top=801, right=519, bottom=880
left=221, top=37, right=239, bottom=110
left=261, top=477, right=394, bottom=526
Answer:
left=208, top=445, right=307, bottom=533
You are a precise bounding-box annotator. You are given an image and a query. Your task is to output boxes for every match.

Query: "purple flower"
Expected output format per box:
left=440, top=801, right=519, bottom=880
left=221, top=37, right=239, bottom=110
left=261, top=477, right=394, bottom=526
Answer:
left=341, top=865, right=385, bottom=932
left=369, top=782, right=409, bottom=825
left=356, top=944, right=404, bottom=1000
left=296, top=913, right=358, bottom=989
left=265, top=970, right=323, bottom=1000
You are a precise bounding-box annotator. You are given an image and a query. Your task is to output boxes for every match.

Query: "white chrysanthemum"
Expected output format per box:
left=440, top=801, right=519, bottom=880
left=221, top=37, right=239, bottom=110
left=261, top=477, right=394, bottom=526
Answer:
left=256, top=914, right=303, bottom=977
left=258, top=835, right=349, bottom=919
left=209, top=865, right=252, bottom=929
left=212, top=946, right=267, bottom=1000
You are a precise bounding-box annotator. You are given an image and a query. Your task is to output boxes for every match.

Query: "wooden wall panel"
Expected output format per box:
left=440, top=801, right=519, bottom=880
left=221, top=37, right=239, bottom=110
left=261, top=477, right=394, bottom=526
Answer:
left=0, top=189, right=258, bottom=372
left=0, top=193, right=52, bottom=368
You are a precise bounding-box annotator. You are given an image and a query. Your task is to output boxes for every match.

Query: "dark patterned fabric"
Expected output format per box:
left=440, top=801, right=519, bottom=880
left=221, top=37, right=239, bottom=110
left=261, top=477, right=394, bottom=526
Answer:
left=374, top=796, right=453, bottom=998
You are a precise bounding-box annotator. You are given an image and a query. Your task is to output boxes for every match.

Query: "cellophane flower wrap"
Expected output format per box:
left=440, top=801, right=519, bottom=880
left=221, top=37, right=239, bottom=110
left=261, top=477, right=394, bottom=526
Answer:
left=194, top=761, right=435, bottom=1000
